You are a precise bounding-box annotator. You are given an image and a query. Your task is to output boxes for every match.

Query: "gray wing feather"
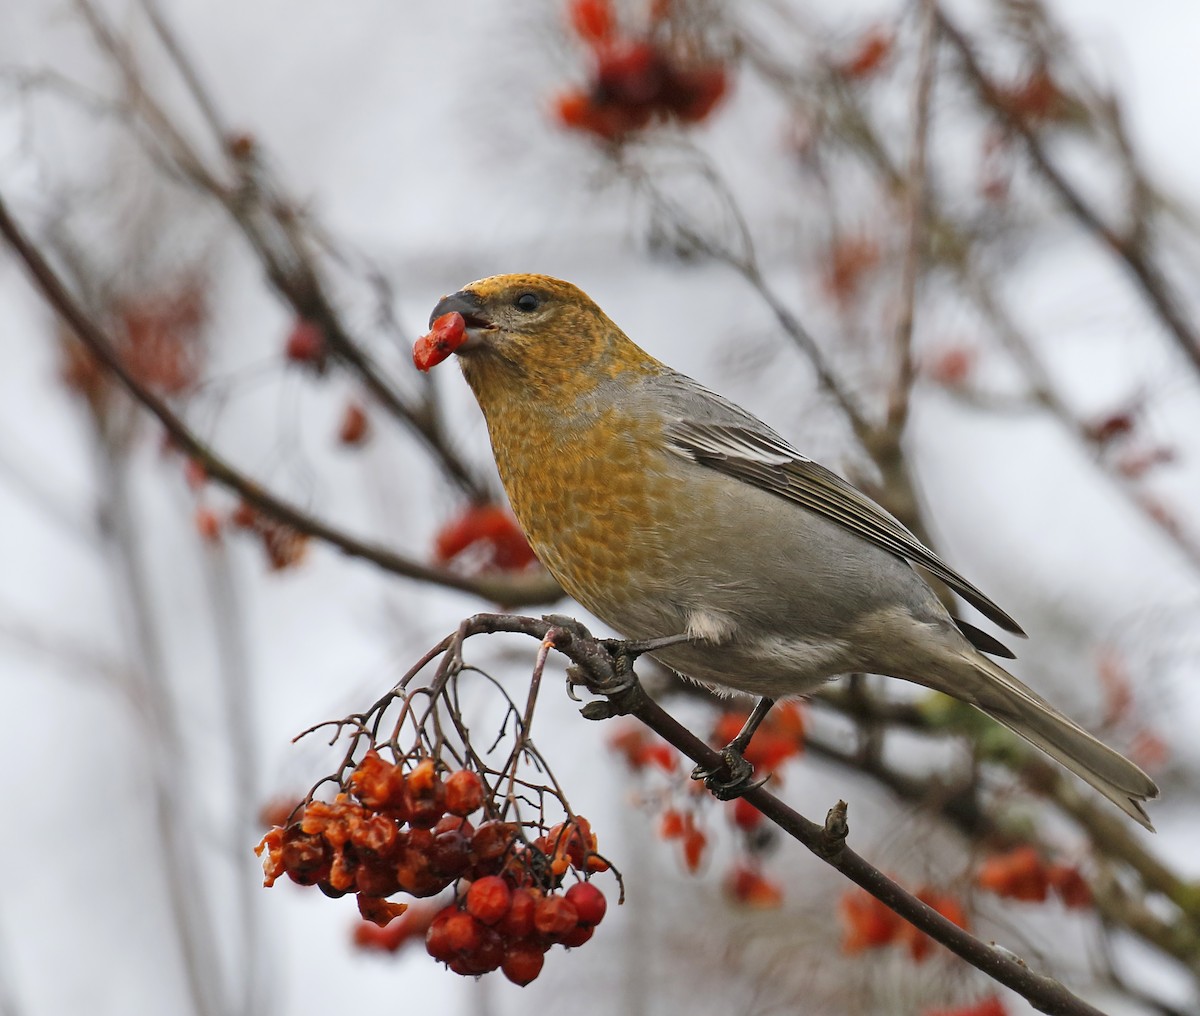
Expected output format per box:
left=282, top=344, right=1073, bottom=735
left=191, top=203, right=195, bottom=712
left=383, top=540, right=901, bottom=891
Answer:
left=655, top=383, right=1026, bottom=638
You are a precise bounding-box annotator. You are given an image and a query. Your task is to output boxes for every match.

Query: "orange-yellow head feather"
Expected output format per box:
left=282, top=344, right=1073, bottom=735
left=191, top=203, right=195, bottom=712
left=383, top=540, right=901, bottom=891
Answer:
left=427, top=274, right=661, bottom=401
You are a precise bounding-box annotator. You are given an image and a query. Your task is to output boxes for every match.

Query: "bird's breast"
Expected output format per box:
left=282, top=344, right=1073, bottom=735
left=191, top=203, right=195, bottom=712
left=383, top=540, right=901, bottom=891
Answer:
left=480, top=394, right=683, bottom=621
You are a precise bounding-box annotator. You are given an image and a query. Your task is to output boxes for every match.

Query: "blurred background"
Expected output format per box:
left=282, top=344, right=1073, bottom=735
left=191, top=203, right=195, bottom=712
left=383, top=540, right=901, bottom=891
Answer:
left=1, top=1, right=1198, bottom=1014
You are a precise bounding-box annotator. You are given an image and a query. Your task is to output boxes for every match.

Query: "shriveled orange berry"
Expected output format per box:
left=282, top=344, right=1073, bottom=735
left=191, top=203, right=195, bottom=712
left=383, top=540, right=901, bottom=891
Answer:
left=471, top=821, right=519, bottom=874
left=406, top=758, right=446, bottom=829
left=356, top=893, right=408, bottom=927
left=444, top=770, right=485, bottom=816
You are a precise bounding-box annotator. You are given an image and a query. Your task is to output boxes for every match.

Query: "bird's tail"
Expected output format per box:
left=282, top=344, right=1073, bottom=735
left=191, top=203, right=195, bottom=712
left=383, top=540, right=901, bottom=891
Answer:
left=924, top=652, right=1159, bottom=830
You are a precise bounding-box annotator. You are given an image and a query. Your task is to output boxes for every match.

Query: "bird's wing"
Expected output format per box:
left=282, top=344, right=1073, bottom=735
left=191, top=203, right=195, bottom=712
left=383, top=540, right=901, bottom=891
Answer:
left=660, top=397, right=1025, bottom=638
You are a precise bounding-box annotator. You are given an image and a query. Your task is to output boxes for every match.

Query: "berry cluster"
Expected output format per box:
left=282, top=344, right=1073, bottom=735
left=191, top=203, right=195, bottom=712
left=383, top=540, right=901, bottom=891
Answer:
left=193, top=498, right=309, bottom=568
left=975, top=845, right=1091, bottom=908
left=554, top=0, right=728, bottom=141
left=426, top=876, right=607, bottom=984
left=609, top=713, right=798, bottom=908
left=433, top=503, right=538, bottom=574
left=926, top=1000, right=1007, bottom=1016
left=60, top=280, right=207, bottom=413
left=256, top=752, right=611, bottom=985
left=839, top=883, right=968, bottom=962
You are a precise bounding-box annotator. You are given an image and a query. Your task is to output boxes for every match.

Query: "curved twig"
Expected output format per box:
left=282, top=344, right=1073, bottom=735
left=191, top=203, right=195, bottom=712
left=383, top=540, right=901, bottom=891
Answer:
left=0, top=193, right=564, bottom=607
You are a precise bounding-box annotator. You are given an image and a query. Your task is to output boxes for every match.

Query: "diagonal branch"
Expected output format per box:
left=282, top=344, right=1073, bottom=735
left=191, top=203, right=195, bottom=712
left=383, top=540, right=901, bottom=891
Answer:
left=937, top=7, right=1200, bottom=376
left=0, top=192, right=562, bottom=607
left=457, top=611, right=1113, bottom=1016
left=885, top=0, right=938, bottom=432
left=71, top=0, right=492, bottom=502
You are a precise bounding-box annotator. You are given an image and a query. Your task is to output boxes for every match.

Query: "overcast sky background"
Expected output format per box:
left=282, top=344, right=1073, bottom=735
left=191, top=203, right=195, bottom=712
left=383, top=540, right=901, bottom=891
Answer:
left=1, top=2, right=1198, bottom=1014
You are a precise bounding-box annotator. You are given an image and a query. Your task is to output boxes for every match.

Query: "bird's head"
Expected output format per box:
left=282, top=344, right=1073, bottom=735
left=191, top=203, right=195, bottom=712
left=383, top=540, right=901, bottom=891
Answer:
left=424, top=274, right=658, bottom=394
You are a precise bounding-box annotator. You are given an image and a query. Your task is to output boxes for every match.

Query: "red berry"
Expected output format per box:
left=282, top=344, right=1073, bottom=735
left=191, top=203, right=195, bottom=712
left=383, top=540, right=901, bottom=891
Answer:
left=230, top=500, right=258, bottom=529
left=534, top=895, right=579, bottom=941
left=659, top=809, right=685, bottom=839
left=559, top=922, right=595, bottom=948
left=466, top=875, right=512, bottom=926
left=731, top=797, right=763, bottom=832
left=406, top=759, right=446, bottom=829
left=183, top=457, right=208, bottom=490
left=442, top=910, right=483, bottom=955
left=354, top=862, right=400, bottom=898
left=471, top=821, right=519, bottom=873
left=285, top=319, right=325, bottom=365
left=338, top=401, right=369, bottom=446
left=499, top=887, right=538, bottom=939
left=564, top=882, right=607, bottom=926
left=412, top=312, right=466, bottom=371
left=195, top=506, right=221, bottom=542
left=429, top=827, right=472, bottom=878
left=725, top=865, right=783, bottom=908
left=567, top=0, right=614, bottom=43
left=682, top=827, right=707, bottom=872
left=463, top=926, right=506, bottom=974
left=1047, top=864, right=1092, bottom=909
left=501, top=943, right=545, bottom=986
left=444, top=770, right=485, bottom=816
left=596, top=41, right=665, bottom=107
left=425, top=906, right=459, bottom=962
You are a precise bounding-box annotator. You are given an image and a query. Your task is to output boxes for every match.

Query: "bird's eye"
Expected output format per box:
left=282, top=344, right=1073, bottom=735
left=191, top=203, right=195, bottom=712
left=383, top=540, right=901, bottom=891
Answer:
left=514, top=292, right=540, bottom=313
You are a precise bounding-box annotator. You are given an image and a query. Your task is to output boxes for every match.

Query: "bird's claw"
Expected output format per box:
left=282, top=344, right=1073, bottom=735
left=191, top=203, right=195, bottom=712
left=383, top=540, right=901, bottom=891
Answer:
left=690, top=747, right=766, bottom=800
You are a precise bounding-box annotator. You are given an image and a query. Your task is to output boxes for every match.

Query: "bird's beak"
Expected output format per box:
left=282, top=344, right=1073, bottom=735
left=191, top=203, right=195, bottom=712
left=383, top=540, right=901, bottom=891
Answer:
left=430, top=290, right=492, bottom=329
left=428, top=290, right=496, bottom=356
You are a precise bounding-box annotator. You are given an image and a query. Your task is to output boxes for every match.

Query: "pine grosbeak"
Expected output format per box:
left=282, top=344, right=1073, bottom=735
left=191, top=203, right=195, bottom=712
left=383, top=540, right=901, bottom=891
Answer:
left=424, top=274, right=1157, bottom=828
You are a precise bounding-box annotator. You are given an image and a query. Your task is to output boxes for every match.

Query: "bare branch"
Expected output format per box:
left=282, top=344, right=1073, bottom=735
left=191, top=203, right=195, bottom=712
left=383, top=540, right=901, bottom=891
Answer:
left=0, top=192, right=563, bottom=607
left=937, top=7, right=1200, bottom=376
left=885, top=0, right=938, bottom=432
left=448, top=612, right=1114, bottom=1016
left=70, top=0, right=492, bottom=502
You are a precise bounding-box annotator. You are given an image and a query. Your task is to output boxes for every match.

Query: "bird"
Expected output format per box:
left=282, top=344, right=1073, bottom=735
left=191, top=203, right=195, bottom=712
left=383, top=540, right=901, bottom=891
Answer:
left=422, top=273, right=1158, bottom=829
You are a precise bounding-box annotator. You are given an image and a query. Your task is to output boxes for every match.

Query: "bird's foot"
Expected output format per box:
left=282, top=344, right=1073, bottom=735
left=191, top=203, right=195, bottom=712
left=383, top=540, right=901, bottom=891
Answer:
left=691, top=747, right=768, bottom=800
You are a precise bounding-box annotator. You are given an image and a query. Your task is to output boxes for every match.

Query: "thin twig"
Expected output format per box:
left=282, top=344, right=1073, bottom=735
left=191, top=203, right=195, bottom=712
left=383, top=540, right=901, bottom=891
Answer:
left=438, top=612, right=1112, bottom=1016
left=937, top=7, right=1200, bottom=375
left=885, top=0, right=938, bottom=432
left=0, top=192, right=563, bottom=607
left=71, top=0, right=491, bottom=502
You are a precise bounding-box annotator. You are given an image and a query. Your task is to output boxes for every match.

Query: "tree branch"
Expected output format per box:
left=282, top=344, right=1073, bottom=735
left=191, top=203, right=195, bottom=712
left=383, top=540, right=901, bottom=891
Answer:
left=885, top=0, right=937, bottom=433
left=0, top=192, right=563, bottom=607
left=936, top=7, right=1200, bottom=377
left=450, top=611, right=1113, bottom=1016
